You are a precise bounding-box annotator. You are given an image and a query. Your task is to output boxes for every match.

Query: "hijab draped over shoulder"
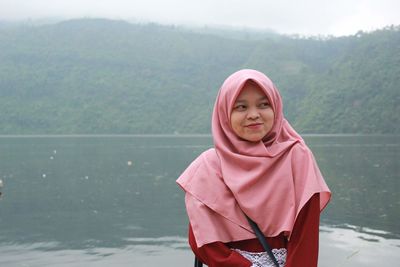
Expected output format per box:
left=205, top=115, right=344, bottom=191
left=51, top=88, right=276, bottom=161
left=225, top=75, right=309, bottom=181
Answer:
left=177, top=69, right=331, bottom=247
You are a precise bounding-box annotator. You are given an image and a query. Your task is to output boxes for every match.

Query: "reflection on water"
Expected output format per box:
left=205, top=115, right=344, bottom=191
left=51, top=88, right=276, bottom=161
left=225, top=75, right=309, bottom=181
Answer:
left=0, top=239, right=191, bottom=267
left=0, top=135, right=398, bottom=266
left=319, top=225, right=400, bottom=267
left=307, top=135, right=400, bottom=236
left=1, top=226, right=399, bottom=267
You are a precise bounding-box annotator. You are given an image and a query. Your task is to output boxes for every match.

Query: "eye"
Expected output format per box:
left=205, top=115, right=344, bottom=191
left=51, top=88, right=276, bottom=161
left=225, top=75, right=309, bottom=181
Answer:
left=259, top=102, right=270, bottom=108
left=233, top=104, right=247, bottom=111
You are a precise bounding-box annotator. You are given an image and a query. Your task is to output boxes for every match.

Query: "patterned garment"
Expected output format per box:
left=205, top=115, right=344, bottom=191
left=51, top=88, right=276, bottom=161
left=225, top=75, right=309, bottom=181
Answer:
left=234, top=248, right=287, bottom=267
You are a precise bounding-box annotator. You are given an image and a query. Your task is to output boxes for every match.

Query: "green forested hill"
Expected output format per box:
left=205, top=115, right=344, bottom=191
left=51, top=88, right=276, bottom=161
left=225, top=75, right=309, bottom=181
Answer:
left=0, top=19, right=398, bottom=134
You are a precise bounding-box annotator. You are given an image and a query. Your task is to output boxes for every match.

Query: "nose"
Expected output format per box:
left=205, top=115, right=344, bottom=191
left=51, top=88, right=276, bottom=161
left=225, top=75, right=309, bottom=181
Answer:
left=247, top=107, right=260, bottom=120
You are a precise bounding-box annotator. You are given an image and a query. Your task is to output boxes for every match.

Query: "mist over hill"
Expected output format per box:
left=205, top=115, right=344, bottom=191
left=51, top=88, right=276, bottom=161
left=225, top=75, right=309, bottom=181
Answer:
left=0, top=19, right=398, bottom=134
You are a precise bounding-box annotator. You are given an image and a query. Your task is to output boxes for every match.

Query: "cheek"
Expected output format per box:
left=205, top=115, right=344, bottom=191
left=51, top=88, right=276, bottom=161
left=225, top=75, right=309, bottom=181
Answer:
left=269, top=112, right=275, bottom=123
left=230, top=113, right=242, bottom=132
left=265, top=111, right=275, bottom=127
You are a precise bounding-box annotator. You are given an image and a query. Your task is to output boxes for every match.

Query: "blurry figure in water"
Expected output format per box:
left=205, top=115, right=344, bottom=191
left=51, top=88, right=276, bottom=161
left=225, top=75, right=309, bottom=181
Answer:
left=0, top=179, right=3, bottom=198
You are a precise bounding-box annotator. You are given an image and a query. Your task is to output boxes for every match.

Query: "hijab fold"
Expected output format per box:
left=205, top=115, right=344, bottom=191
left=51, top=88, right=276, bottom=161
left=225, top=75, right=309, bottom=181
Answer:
left=177, top=69, right=331, bottom=247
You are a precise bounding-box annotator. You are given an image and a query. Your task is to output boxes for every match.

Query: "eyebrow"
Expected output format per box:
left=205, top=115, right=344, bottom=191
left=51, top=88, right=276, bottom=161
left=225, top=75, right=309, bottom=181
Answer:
left=234, top=96, right=269, bottom=103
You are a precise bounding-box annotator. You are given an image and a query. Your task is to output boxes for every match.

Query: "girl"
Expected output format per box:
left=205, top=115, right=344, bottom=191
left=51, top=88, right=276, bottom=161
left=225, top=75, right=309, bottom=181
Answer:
left=177, top=69, right=331, bottom=267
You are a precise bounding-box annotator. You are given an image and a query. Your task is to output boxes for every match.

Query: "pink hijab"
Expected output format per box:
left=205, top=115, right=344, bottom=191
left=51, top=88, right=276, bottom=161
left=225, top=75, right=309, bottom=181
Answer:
left=177, top=69, right=331, bottom=247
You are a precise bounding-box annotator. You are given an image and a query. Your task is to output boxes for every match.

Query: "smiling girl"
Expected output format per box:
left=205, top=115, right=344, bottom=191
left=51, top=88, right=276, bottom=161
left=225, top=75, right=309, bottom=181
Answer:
left=177, top=69, right=331, bottom=267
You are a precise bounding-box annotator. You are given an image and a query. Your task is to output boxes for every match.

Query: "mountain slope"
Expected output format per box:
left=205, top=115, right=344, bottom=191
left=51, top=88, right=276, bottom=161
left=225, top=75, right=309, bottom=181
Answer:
left=0, top=19, right=398, bottom=134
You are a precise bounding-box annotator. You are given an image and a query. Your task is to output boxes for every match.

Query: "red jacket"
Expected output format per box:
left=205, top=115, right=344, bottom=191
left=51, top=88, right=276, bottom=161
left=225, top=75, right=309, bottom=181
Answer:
left=189, top=194, right=321, bottom=267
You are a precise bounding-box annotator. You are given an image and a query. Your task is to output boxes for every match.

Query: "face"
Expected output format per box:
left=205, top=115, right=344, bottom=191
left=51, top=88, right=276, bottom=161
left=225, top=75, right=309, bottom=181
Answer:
left=230, top=82, right=274, bottom=142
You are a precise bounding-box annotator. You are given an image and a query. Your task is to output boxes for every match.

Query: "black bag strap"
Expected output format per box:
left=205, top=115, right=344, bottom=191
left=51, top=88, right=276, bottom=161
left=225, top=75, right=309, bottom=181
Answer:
left=194, top=257, right=203, bottom=267
left=245, top=215, right=280, bottom=267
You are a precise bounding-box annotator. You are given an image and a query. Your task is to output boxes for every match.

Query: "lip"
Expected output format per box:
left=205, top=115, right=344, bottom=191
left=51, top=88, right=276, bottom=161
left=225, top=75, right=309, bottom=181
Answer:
left=245, top=123, right=263, bottom=129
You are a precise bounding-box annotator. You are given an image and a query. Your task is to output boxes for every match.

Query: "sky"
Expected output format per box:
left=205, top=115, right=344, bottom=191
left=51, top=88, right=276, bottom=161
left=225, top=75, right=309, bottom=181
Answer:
left=0, top=0, right=399, bottom=36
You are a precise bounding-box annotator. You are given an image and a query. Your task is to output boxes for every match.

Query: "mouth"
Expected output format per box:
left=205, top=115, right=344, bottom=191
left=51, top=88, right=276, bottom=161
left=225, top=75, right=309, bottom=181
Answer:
left=245, top=123, right=263, bottom=129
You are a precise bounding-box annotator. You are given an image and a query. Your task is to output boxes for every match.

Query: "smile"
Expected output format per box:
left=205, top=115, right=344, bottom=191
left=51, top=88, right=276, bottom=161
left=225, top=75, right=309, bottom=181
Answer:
left=245, top=123, right=263, bottom=129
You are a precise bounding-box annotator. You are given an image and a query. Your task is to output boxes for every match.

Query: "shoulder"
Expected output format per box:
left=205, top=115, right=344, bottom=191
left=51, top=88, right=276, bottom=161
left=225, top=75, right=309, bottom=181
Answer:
left=187, top=148, right=219, bottom=172
left=194, top=148, right=222, bottom=177
left=290, top=141, right=313, bottom=158
left=176, top=148, right=221, bottom=187
left=202, top=148, right=221, bottom=169
left=288, top=141, right=320, bottom=172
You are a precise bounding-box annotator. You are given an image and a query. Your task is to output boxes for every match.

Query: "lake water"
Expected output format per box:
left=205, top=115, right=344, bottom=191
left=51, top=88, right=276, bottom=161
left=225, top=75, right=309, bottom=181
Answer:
left=0, top=135, right=399, bottom=266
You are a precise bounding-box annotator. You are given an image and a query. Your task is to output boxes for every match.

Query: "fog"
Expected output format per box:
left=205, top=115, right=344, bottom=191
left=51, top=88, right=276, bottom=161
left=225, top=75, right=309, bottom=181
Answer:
left=0, top=0, right=399, bottom=36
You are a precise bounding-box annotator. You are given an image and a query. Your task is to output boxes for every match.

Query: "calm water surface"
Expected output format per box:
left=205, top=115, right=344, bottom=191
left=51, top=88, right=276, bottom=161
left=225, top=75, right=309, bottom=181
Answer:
left=0, top=135, right=399, bottom=266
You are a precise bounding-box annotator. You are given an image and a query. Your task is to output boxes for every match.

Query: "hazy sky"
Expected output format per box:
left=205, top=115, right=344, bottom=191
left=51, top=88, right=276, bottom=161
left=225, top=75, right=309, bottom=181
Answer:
left=1, top=0, right=399, bottom=36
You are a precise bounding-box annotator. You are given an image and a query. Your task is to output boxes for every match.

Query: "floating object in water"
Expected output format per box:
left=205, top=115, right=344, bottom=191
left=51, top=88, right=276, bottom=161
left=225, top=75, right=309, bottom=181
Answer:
left=53, top=150, right=57, bottom=154
left=42, top=174, right=47, bottom=178
left=127, top=161, right=133, bottom=166
left=0, top=179, right=3, bottom=197
left=50, top=156, right=54, bottom=160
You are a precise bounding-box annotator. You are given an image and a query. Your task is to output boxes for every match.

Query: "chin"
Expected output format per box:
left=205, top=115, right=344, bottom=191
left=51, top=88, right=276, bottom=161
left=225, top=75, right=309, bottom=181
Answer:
left=244, top=135, right=264, bottom=142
